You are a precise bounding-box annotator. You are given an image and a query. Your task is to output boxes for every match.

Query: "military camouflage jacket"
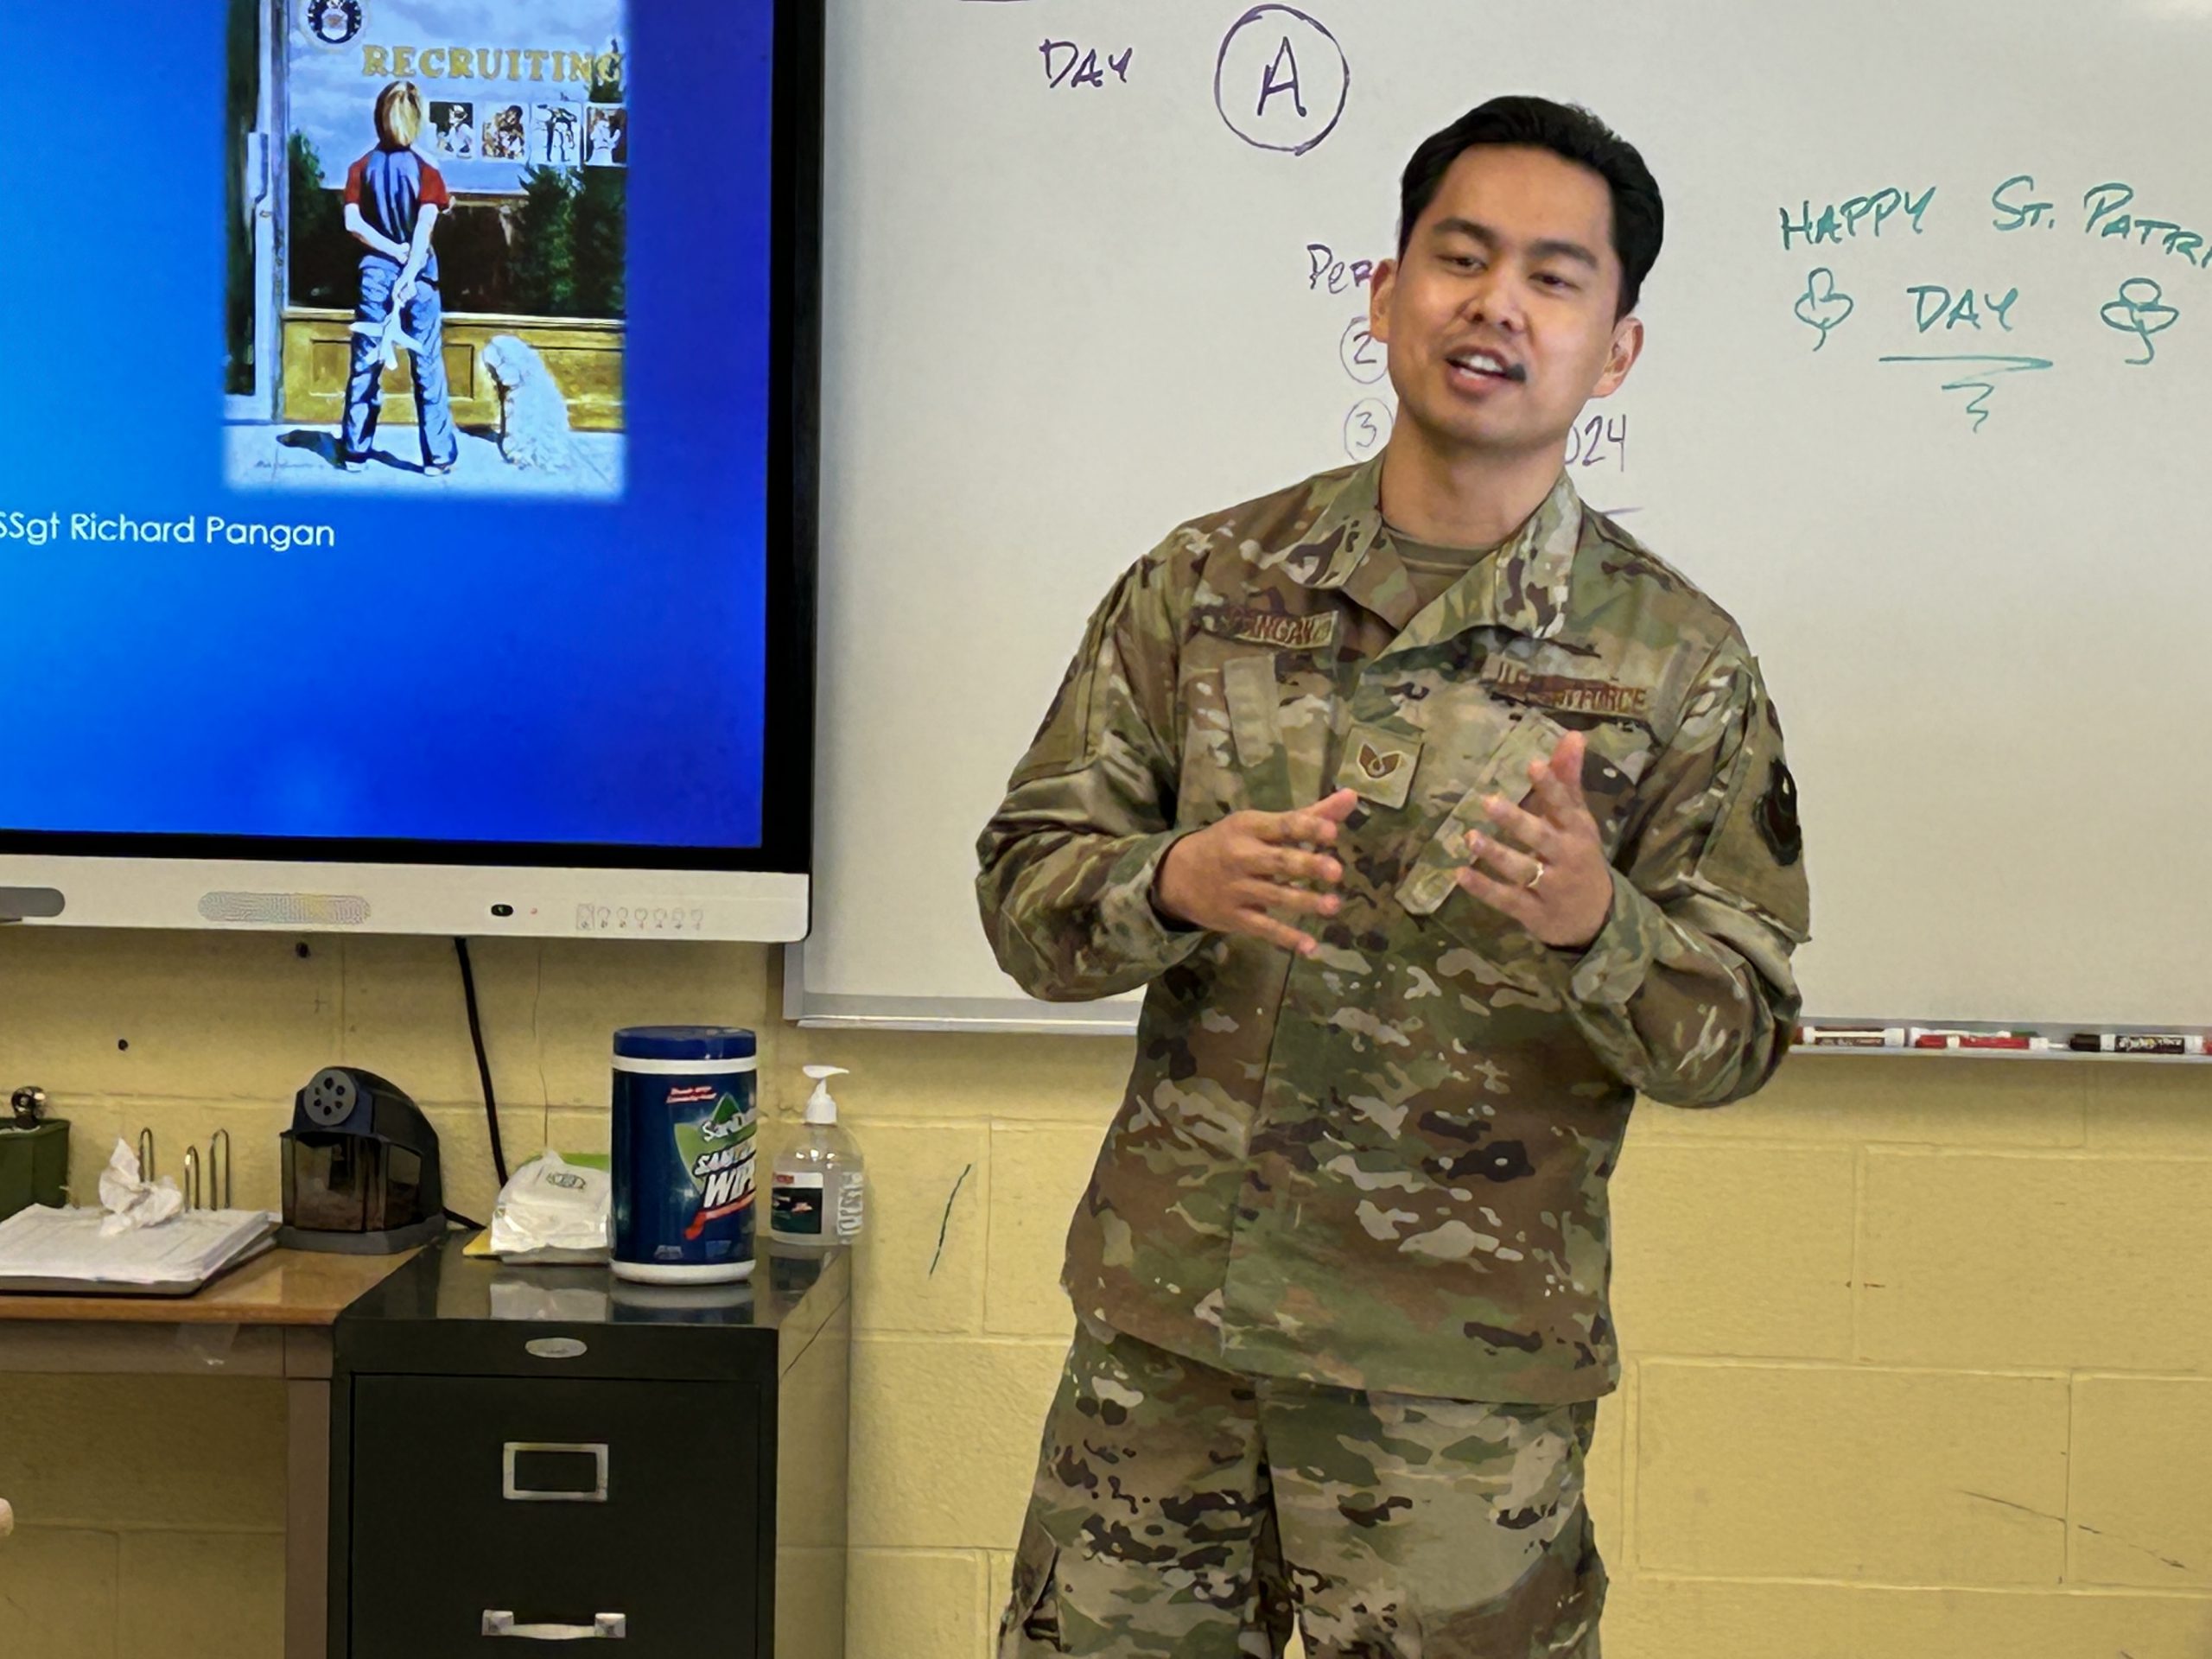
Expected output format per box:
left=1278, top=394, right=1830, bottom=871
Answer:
left=976, top=458, right=1810, bottom=1404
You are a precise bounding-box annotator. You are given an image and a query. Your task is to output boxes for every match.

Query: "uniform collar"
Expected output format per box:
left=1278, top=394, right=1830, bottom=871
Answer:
left=1282, top=456, right=1588, bottom=651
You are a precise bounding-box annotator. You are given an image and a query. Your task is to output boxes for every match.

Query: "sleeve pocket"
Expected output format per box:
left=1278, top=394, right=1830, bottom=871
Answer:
left=1008, top=646, right=1100, bottom=789
left=1684, top=702, right=1812, bottom=947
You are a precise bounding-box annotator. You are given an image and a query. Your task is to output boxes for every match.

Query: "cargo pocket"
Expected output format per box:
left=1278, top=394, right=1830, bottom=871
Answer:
left=1000, top=1513, right=1065, bottom=1656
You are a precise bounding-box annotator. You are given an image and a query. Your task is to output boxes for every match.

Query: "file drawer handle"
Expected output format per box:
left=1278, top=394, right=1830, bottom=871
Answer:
left=481, top=1611, right=626, bottom=1640
left=502, top=1442, right=610, bottom=1503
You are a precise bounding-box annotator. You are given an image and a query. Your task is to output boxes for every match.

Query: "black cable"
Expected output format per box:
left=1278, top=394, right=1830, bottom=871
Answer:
left=444, top=1208, right=486, bottom=1232
left=454, top=938, right=510, bottom=1189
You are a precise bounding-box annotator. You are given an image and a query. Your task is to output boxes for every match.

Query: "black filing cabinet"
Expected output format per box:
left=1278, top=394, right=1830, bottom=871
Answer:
left=329, top=1239, right=850, bottom=1657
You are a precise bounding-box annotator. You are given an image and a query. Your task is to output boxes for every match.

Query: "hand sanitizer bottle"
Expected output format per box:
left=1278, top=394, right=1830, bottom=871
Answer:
left=770, top=1065, right=865, bottom=1249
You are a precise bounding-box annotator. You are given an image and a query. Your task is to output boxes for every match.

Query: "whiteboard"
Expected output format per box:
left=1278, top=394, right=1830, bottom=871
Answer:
left=795, top=0, right=2212, bottom=1032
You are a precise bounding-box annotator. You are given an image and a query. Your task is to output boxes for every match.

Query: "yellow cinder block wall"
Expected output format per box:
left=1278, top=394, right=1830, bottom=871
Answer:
left=3, top=928, right=2211, bottom=1656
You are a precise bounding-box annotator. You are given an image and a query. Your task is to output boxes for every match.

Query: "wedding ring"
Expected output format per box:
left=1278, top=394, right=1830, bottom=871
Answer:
left=1525, top=859, right=1547, bottom=893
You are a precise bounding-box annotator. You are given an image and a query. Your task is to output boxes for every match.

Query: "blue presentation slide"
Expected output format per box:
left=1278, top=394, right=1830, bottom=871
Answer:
left=0, top=0, right=773, bottom=852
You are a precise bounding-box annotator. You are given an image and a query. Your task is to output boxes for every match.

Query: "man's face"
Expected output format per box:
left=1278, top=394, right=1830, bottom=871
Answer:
left=1370, top=145, right=1642, bottom=464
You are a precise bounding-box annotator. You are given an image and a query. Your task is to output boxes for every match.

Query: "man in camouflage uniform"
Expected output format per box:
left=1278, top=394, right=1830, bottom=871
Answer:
left=977, top=95, right=1809, bottom=1657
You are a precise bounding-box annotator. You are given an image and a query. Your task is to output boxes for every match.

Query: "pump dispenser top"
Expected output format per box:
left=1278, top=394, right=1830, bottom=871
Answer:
left=802, top=1065, right=848, bottom=1126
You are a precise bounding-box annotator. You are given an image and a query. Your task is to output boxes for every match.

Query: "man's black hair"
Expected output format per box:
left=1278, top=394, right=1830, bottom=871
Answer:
left=1397, top=96, right=1663, bottom=318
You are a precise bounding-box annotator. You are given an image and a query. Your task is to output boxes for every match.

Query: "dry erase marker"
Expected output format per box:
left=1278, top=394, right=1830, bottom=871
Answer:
left=1916, top=1033, right=2050, bottom=1051
left=2068, top=1033, right=2209, bottom=1057
left=1796, top=1025, right=1906, bottom=1048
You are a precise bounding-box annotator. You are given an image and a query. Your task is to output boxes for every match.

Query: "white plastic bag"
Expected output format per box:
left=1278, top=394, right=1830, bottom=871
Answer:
left=488, top=1151, right=611, bottom=1262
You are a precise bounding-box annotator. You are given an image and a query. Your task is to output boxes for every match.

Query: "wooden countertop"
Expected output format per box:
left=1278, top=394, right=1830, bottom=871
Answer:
left=0, top=1247, right=416, bottom=1327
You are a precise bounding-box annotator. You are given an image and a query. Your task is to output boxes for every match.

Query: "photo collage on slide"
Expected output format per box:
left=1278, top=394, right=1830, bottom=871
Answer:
left=226, top=0, right=632, bottom=499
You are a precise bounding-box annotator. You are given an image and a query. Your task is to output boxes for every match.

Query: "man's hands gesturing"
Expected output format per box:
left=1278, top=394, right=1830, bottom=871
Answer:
left=1154, top=734, right=1614, bottom=961
left=1457, top=730, right=1614, bottom=950
left=1154, top=789, right=1361, bottom=957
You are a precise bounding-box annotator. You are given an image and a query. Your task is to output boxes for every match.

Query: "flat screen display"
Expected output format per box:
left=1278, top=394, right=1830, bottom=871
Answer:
left=0, top=0, right=814, bottom=880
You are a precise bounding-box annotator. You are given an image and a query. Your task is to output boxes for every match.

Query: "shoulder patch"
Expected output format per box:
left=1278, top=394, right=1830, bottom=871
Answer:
left=1757, top=759, right=1803, bottom=866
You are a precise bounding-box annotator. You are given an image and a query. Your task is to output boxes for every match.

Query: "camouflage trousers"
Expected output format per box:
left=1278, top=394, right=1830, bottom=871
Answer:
left=1001, top=1318, right=1605, bottom=1658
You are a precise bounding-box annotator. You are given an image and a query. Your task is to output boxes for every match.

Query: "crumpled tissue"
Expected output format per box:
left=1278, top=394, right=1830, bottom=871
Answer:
left=97, top=1139, right=184, bottom=1237
left=489, top=1151, right=611, bottom=1262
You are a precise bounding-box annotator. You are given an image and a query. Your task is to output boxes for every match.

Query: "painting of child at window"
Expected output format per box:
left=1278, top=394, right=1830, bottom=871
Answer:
left=340, top=81, right=457, bottom=475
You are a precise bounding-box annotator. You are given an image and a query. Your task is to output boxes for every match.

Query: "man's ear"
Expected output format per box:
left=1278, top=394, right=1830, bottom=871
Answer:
left=1593, top=313, right=1644, bottom=398
left=1369, top=257, right=1399, bottom=346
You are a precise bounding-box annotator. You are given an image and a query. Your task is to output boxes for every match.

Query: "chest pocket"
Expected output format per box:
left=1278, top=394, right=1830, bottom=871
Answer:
left=1395, top=713, right=1567, bottom=917
left=1183, top=642, right=1338, bottom=817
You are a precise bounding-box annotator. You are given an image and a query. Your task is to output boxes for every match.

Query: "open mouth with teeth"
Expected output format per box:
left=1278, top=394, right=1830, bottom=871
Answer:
left=1445, top=349, right=1529, bottom=386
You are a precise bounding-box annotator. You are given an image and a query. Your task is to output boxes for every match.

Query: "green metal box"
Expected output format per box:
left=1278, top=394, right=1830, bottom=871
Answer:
left=0, top=1120, right=69, bottom=1222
